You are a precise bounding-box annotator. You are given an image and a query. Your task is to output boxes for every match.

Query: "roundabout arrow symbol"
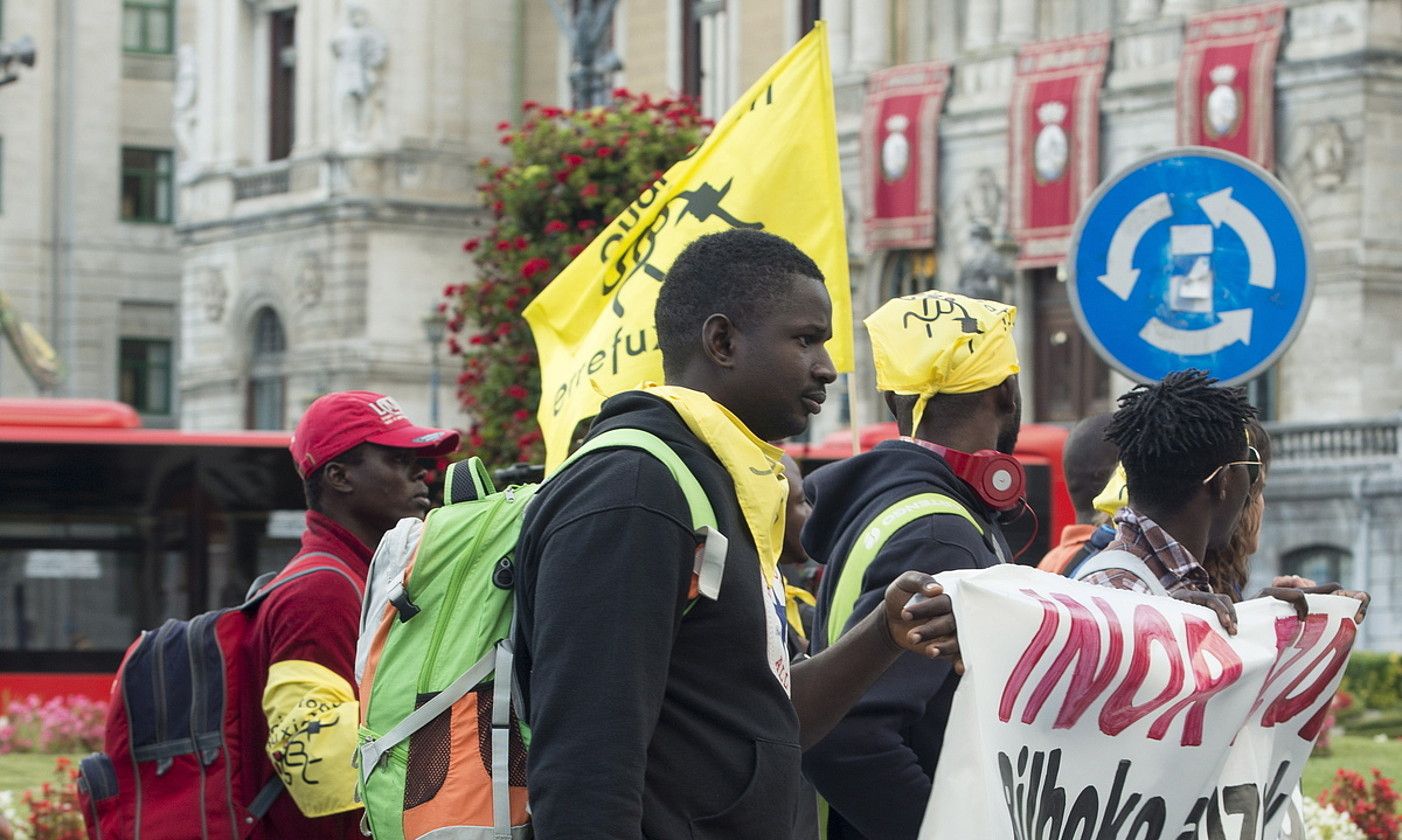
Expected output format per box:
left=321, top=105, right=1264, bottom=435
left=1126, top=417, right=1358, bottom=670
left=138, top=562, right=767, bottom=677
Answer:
left=1138, top=308, right=1253, bottom=356
left=1198, top=187, right=1276, bottom=289
left=1098, top=192, right=1173, bottom=301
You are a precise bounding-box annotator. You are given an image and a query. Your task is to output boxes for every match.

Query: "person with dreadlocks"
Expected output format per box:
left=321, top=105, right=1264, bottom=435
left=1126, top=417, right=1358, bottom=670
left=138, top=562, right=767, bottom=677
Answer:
left=1074, top=370, right=1368, bottom=626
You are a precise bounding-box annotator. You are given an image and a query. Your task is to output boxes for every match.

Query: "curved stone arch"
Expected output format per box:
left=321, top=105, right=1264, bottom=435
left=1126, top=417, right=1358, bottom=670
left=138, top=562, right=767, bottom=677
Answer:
left=228, top=287, right=293, bottom=429
left=1278, top=543, right=1353, bottom=587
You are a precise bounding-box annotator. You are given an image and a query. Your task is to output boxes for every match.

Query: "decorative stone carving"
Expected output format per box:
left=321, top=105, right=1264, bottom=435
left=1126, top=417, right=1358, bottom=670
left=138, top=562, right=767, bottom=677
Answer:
left=1294, top=120, right=1349, bottom=192
left=196, top=267, right=228, bottom=323
left=173, top=44, right=199, bottom=179
left=294, top=252, right=324, bottom=308
left=332, top=2, right=388, bottom=147
left=963, top=167, right=1005, bottom=231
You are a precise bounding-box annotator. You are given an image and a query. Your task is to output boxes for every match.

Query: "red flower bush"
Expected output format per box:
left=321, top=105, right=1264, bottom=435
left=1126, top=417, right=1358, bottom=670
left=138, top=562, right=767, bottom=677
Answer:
left=448, top=90, right=710, bottom=467
left=1319, top=768, right=1401, bottom=840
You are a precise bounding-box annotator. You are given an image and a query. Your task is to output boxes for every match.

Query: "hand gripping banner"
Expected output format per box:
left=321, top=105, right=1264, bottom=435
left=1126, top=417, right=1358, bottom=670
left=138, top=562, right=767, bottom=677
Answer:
left=524, top=23, right=852, bottom=469
left=919, top=566, right=1358, bottom=840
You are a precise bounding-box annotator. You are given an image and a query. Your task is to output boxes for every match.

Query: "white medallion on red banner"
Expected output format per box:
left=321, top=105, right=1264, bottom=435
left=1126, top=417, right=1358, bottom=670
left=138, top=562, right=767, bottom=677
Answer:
left=1008, top=33, right=1110, bottom=269
left=1177, top=2, right=1286, bottom=169
left=861, top=62, right=951, bottom=252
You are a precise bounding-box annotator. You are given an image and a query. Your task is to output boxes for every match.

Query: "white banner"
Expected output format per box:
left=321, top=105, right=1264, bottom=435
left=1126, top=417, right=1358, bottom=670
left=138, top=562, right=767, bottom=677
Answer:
left=920, top=566, right=1359, bottom=840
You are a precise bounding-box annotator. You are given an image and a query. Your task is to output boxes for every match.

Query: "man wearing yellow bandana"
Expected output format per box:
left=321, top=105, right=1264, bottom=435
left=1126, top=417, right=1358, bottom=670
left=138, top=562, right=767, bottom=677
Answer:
left=802, top=290, right=1023, bottom=840
left=513, top=230, right=963, bottom=840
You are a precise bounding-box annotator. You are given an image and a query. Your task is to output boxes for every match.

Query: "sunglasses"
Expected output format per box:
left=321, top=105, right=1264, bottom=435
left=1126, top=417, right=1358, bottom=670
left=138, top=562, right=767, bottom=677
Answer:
left=1201, top=445, right=1263, bottom=486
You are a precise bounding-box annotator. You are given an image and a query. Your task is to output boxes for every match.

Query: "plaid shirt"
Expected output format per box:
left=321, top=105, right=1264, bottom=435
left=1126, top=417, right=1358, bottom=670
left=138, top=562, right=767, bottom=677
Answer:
left=1080, top=507, right=1212, bottom=595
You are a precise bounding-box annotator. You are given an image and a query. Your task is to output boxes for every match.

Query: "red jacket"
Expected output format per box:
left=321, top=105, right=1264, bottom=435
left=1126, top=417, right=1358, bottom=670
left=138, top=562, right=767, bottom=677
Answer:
left=243, top=510, right=370, bottom=839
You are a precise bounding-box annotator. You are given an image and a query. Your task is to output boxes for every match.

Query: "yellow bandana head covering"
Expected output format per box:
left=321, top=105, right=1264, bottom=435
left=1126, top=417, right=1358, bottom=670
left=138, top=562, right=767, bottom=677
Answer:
left=864, top=291, right=1021, bottom=433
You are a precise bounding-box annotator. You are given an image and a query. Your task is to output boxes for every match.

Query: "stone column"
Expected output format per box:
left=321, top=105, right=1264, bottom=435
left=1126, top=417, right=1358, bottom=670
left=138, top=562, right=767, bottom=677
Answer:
left=851, top=0, right=890, bottom=72
left=826, top=0, right=853, bottom=75
left=931, top=0, right=960, bottom=60
left=965, top=0, right=998, bottom=51
left=999, top=0, right=1036, bottom=44
left=1123, top=0, right=1160, bottom=24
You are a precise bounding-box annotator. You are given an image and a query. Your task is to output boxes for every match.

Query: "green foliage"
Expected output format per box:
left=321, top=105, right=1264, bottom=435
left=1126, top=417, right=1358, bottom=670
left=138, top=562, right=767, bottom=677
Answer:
left=448, top=92, right=711, bottom=470
left=1341, top=651, right=1402, bottom=712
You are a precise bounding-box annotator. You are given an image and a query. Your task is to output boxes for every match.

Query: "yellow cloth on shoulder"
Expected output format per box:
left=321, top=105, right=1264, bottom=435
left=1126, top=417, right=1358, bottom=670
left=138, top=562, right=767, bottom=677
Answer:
left=1094, top=463, right=1129, bottom=518
left=641, top=384, right=788, bottom=583
left=262, top=659, right=362, bottom=818
left=863, top=290, right=1020, bottom=433
left=785, top=584, right=816, bottom=642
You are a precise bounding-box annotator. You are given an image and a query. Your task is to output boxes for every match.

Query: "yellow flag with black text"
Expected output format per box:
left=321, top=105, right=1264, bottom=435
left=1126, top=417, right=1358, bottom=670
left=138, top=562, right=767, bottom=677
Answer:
left=524, top=22, right=852, bottom=469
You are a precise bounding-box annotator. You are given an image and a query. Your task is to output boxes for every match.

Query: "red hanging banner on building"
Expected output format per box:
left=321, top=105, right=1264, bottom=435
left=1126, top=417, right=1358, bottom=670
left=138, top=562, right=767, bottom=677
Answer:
left=1008, top=33, right=1110, bottom=268
left=1177, top=2, right=1285, bottom=169
left=862, top=62, right=951, bottom=252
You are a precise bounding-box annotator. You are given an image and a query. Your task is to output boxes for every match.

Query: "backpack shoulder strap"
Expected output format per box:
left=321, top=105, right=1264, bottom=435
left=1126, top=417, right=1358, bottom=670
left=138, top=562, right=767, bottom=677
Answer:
left=555, top=427, right=728, bottom=600
left=443, top=457, right=495, bottom=504
left=244, top=552, right=364, bottom=609
left=826, top=493, right=981, bottom=644
left=1072, top=548, right=1170, bottom=596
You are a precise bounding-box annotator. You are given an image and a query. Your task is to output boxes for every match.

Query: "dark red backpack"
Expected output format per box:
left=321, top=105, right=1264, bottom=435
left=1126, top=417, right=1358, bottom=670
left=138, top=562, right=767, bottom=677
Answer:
left=77, top=555, right=360, bottom=840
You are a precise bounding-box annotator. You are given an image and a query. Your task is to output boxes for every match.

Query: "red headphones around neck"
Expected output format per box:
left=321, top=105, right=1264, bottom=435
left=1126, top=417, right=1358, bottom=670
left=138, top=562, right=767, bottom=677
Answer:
left=923, top=443, right=1025, bottom=511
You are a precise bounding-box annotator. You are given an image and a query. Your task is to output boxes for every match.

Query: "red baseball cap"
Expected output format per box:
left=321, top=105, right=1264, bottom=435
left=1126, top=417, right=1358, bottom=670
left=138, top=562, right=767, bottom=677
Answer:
left=289, top=390, right=461, bottom=478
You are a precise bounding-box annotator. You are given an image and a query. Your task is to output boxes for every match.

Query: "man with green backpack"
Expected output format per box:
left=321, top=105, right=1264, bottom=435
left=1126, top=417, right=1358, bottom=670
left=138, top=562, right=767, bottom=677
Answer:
left=802, top=291, right=1024, bottom=840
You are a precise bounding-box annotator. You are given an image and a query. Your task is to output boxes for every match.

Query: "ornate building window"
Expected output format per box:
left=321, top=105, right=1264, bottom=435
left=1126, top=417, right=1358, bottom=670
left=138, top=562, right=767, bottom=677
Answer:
left=246, top=307, right=287, bottom=430
left=122, top=0, right=175, bottom=55
left=269, top=8, right=297, bottom=160
left=120, top=147, right=173, bottom=223
left=118, top=338, right=173, bottom=416
left=883, top=250, right=938, bottom=300
left=1281, top=545, right=1352, bottom=587
left=682, top=0, right=733, bottom=118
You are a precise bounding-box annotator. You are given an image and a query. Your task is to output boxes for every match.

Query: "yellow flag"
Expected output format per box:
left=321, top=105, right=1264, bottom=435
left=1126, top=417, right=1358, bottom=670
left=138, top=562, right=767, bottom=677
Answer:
left=524, top=23, right=852, bottom=469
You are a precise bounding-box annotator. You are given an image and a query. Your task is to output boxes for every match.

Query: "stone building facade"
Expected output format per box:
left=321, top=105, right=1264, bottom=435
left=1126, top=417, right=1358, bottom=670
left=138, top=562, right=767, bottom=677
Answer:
left=0, top=1, right=194, bottom=426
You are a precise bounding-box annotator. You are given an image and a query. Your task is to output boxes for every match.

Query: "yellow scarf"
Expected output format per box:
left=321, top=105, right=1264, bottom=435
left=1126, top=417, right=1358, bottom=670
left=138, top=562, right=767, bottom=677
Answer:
left=785, top=584, right=816, bottom=642
left=642, top=384, right=788, bottom=583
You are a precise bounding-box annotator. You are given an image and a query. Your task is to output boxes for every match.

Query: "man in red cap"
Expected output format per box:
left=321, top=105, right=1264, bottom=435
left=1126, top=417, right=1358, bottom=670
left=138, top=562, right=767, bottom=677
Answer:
left=244, top=391, right=458, bottom=838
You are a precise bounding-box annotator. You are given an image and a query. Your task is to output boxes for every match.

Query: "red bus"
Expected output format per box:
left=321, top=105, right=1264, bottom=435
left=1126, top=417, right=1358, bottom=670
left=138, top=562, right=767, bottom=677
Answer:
left=783, top=422, right=1074, bottom=564
left=0, top=399, right=304, bottom=703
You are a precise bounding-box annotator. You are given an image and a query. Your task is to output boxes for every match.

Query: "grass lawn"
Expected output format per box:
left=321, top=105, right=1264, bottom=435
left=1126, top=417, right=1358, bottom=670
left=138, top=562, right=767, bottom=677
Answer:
left=0, top=753, right=79, bottom=795
left=1303, top=734, right=1402, bottom=799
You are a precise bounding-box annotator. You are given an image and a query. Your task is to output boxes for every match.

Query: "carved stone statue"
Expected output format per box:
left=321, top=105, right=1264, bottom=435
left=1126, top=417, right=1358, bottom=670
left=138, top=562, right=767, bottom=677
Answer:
left=332, top=2, right=388, bottom=146
left=958, top=224, right=1012, bottom=302
left=173, top=44, right=199, bottom=177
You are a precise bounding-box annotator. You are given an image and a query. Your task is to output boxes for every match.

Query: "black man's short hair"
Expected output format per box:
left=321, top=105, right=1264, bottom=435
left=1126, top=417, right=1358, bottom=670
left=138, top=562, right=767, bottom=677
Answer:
left=655, top=229, right=824, bottom=375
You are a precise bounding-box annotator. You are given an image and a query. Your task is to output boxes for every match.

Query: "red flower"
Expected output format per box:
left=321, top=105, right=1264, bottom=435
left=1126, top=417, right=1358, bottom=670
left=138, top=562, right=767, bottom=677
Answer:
left=612, top=87, right=632, bottom=99
left=565, top=243, right=585, bottom=259
left=580, top=183, right=599, bottom=198
left=514, top=236, right=529, bottom=251
left=554, top=170, right=570, bottom=184
left=544, top=219, right=570, bottom=234
left=595, top=146, right=613, bottom=158
left=495, top=322, right=513, bottom=337
left=521, top=257, right=552, bottom=278
left=492, top=200, right=505, bottom=214
left=469, top=334, right=488, bottom=346
left=563, top=153, right=585, bottom=168
left=499, top=133, right=514, bottom=145
left=514, top=409, right=531, bottom=421
left=495, top=239, right=512, bottom=252
left=522, top=100, right=539, bottom=111
left=517, top=352, right=535, bottom=366
left=462, top=238, right=481, bottom=252
left=541, top=106, right=564, bottom=118
left=442, top=284, right=457, bottom=296
left=505, top=384, right=528, bottom=400
left=504, top=295, right=520, bottom=311
left=447, top=337, right=463, bottom=356
left=435, top=301, right=448, bottom=314
left=496, top=120, right=511, bottom=131
left=581, top=137, right=597, bottom=150
left=576, top=219, right=598, bottom=231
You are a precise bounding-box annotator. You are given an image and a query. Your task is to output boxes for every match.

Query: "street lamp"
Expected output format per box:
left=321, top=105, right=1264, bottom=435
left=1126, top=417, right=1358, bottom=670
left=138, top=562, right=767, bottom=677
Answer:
left=422, top=305, right=448, bottom=427
left=547, top=0, right=623, bottom=108
left=0, top=35, right=36, bottom=88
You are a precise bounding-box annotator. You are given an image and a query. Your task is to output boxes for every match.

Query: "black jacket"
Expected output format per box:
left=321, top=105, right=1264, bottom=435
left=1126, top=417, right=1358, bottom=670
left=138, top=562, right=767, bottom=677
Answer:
left=801, top=440, right=1010, bottom=840
left=514, top=391, right=801, bottom=840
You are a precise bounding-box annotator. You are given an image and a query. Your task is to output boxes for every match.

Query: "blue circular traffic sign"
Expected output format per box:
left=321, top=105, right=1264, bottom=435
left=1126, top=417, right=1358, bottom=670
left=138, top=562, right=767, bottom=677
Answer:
left=1068, top=147, right=1313, bottom=386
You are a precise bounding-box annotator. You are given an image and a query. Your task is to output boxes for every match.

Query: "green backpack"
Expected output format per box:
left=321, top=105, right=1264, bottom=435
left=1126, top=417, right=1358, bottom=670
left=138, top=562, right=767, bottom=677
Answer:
left=354, top=428, right=727, bottom=840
